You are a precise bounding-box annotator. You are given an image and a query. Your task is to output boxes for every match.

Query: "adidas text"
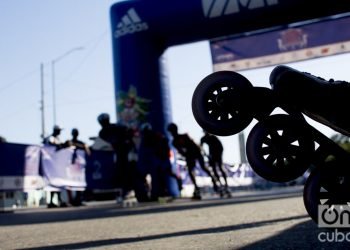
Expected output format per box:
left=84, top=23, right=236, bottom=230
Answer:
left=114, top=23, right=148, bottom=38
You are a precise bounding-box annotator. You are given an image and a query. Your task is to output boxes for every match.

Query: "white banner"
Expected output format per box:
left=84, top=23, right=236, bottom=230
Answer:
left=41, top=146, right=87, bottom=190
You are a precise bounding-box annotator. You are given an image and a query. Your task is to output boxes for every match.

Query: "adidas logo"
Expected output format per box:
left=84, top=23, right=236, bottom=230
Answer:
left=114, top=8, right=149, bottom=38
left=202, top=0, right=279, bottom=18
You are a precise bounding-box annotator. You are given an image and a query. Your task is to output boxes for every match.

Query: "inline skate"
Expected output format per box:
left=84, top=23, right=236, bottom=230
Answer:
left=192, top=65, right=350, bottom=224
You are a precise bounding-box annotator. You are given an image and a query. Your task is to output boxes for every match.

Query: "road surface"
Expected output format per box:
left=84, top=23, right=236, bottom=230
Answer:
left=0, top=186, right=348, bottom=249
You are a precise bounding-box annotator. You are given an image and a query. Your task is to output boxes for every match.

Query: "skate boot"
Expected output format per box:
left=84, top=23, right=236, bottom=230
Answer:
left=213, top=182, right=220, bottom=193
left=270, top=65, right=350, bottom=136
left=218, top=186, right=225, bottom=198
left=224, top=186, right=232, bottom=198
left=192, top=188, right=202, bottom=200
left=219, top=186, right=232, bottom=198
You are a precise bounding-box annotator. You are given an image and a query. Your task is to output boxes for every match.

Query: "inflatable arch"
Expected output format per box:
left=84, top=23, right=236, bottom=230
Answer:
left=110, top=0, right=350, bottom=133
left=110, top=0, right=350, bottom=195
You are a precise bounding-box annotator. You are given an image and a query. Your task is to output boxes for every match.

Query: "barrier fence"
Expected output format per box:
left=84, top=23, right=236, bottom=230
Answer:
left=0, top=142, right=303, bottom=208
left=0, top=142, right=261, bottom=191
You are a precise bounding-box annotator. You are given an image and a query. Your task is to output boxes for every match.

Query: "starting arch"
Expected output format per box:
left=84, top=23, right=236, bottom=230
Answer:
left=110, top=0, right=350, bottom=133
left=110, top=0, right=350, bottom=195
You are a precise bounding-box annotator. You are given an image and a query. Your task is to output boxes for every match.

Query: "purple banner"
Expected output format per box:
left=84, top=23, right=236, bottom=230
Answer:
left=210, top=15, right=350, bottom=71
left=0, top=143, right=43, bottom=191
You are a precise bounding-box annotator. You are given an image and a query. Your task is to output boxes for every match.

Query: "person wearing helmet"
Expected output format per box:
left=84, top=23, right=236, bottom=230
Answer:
left=167, top=123, right=221, bottom=200
left=97, top=113, right=136, bottom=202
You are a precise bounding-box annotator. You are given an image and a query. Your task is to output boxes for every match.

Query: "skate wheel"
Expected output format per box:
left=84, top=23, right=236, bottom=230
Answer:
left=246, top=114, right=314, bottom=182
left=304, top=166, right=350, bottom=225
left=303, top=168, right=322, bottom=224
left=192, top=71, right=253, bottom=136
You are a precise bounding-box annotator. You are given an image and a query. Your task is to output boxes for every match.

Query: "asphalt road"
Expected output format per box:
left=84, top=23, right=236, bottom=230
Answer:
left=0, top=186, right=348, bottom=250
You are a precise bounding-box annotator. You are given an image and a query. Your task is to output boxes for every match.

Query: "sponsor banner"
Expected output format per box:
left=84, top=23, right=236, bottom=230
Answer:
left=0, top=143, right=42, bottom=190
left=85, top=150, right=118, bottom=190
left=178, top=160, right=254, bottom=187
left=1, top=142, right=283, bottom=194
left=0, top=176, right=44, bottom=191
left=0, top=143, right=41, bottom=176
left=178, top=161, right=255, bottom=197
left=41, top=146, right=87, bottom=189
left=211, top=16, right=350, bottom=71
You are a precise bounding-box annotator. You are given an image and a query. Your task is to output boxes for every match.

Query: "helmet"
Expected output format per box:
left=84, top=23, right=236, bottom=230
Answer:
left=97, top=113, right=110, bottom=124
left=167, top=123, right=178, bottom=133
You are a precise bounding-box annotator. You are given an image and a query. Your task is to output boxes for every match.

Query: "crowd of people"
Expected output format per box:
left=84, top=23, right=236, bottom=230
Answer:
left=95, top=113, right=185, bottom=203
left=3, top=112, right=232, bottom=208
left=91, top=113, right=232, bottom=202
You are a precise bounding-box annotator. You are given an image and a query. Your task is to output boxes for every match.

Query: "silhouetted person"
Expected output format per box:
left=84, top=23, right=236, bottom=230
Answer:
left=66, top=128, right=91, bottom=157
left=43, top=125, right=64, bottom=148
left=43, top=125, right=67, bottom=208
left=138, top=123, right=182, bottom=201
left=65, top=128, right=91, bottom=206
left=200, top=130, right=231, bottom=197
left=97, top=113, right=135, bottom=201
left=167, top=123, right=220, bottom=199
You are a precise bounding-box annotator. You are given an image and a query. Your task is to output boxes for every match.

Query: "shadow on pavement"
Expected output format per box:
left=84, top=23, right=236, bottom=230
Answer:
left=0, top=189, right=302, bottom=226
left=241, top=220, right=350, bottom=249
left=18, top=214, right=309, bottom=250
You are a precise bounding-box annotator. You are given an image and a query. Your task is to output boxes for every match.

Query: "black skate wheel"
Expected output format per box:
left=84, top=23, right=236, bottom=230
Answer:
left=192, top=71, right=253, bottom=136
left=304, top=166, right=350, bottom=225
left=303, top=168, right=322, bottom=224
left=246, top=114, right=314, bottom=182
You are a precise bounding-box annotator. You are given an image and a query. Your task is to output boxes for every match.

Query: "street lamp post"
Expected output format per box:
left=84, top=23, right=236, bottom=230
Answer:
left=51, top=47, right=84, bottom=125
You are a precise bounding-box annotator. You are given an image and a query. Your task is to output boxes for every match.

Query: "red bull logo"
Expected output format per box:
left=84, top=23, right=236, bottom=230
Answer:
left=277, top=28, right=308, bottom=51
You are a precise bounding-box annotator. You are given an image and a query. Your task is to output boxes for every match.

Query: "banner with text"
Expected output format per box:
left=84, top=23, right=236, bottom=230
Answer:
left=41, top=146, right=87, bottom=190
left=0, top=143, right=43, bottom=191
left=210, top=16, right=350, bottom=71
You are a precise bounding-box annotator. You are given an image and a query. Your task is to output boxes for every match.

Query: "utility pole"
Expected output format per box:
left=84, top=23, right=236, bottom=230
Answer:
left=40, top=63, right=46, bottom=141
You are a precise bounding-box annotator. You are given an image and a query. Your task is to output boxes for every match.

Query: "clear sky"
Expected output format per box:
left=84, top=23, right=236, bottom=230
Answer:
left=1, top=0, right=349, bottom=164
left=0, top=1, right=120, bottom=146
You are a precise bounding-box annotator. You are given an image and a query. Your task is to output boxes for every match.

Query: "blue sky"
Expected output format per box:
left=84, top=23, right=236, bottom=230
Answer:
left=0, top=0, right=349, bottom=164
left=0, top=1, right=120, bottom=144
